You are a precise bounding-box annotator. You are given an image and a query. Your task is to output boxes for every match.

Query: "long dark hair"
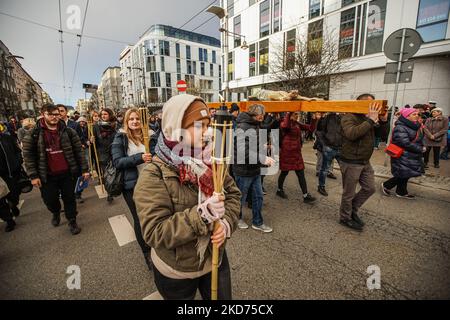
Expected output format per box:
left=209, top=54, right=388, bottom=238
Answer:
left=101, top=108, right=116, bottom=123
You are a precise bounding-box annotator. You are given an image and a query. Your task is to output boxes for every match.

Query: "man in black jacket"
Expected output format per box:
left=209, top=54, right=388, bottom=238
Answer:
left=22, top=104, right=89, bottom=235
left=233, top=104, right=275, bottom=233
left=316, top=113, right=342, bottom=196
left=0, top=131, right=23, bottom=232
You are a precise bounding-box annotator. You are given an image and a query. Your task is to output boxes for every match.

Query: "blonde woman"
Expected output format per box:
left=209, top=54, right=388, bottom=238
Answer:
left=17, top=118, right=36, bottom=144
left=111, top=108, right=153, bottom=270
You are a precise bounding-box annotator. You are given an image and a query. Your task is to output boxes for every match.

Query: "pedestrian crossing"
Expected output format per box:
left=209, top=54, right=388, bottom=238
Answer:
left=108, top=214, right=136, bottom=246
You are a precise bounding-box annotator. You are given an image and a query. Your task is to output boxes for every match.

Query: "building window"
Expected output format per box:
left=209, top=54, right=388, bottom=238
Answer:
left=307, top=19, right=323, bottom=64
left=212, top=50, right=217, bottom=63
left=147, top=56, right=156, bottom=71
left=228, top=0, right=234, bottom=17
left=234, top=15, right=242, bottom=47
left=210, top=63, right=214, bottom=77
left=309, top=0, right=323, bottom=19
left=199, top=48, right=203, bottom=61
left=166, top=73, right=171, bottom=88
left=260, top=0, right=270, bottom=37
left=417, top=0, right=450, bottom=43
left=176, top=43, right=180, bottom=58
left=160, top=56, right=165, bottom=72
left=187, top=60, right=192, bottom=74
left=177, top=73, right=181, bottom=81
left=249, top=0, right=257, bottom=6
left=176, top=59, right=181, bottom=73
left=342, top=0, right=357, bottom=7
left=259, top=39, right=269, bottom=74
left=228, top=52, right=234, bottom=81
left=150, top=72, right=160, bottom=87
left=249, top=43, right=257, bottom=76
left=273, top=0, right=282, bottom=33
left=285, top=29, right=296, bottom=69
left=193, top=61, right=197, bottom=75
left=201, top=62, right=205, bottom=76
left=338, top=0, right=386, bottom=58
left=186, top=45, right=191, bottom=60
left=159, top=40, right=170, bottom=56
left=204, top=48, right=208, bottom=62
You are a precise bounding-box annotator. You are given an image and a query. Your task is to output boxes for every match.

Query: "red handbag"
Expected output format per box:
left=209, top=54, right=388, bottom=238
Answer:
left=385, top=128, right=420, bottom=158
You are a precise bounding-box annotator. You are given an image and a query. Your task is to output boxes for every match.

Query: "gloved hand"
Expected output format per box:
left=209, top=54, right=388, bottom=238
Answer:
left=197, top=193, right=225, bottom=224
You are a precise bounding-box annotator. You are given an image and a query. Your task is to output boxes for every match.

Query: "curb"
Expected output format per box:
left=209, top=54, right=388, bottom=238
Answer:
left=303, top=160, right=450, bottom=192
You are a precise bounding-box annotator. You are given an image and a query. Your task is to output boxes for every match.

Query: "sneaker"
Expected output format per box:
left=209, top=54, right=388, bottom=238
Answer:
left=339, top=219, right=363, bottom=231
left=424, top=163, right=429, bottom=169
left=251, top=224, right=273, bottom=233
left=434, top=164, right=440, bottom=168
left=107, top=195, right=114, bottom=203
left=262, top=186, right=267, bottom=195
left=237, top=219, right=249, bottom=229
left=303, top=193, right=316, bottom=204
left=381, top=182, right=391, bottom=196
left=327, top=172, right=337, bottom=180
left=51, top=213, right=61, bottom=227
left=77, top=195, right=85, bottom=204
left=395, top=193, right=416, bottom=200
left=276, top=189, right=288, bottom=199
left=5, top=219, right=16, bottom=232
left=69, top=220, right=81, bottom=235
left=11, top=206, right=20, bottom=217
left=352, top=212, right=365, bottom=227
left=317, top=186, right=328, bottom=196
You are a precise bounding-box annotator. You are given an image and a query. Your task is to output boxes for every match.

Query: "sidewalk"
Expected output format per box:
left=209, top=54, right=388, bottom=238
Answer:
left=301, top=141, right=450, bottom=192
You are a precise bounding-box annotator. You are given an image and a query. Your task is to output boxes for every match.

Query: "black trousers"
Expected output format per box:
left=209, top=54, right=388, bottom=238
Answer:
left=40, top=172, right=77, bottom=221
left=153, top=250, right=232, bottom=300
left=383, top=177, right=410, bottom=196
left=0, top=174, right=21, bottom=222
left=99, top=161, right=112, bottom=197
left=122, top=189, right=150, bottom=256
left=278, top=170, right=308, bottom=194
left=424, top=146, right=441, bottom=166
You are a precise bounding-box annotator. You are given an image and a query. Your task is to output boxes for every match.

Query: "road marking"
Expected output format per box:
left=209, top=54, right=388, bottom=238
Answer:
left=108, top=214, right=136, bottom=246
left=143, top=291, right=163, bottom=300
left=95, top=185, right=108, bottom=199
left=17, top=199, right=25, bottom=210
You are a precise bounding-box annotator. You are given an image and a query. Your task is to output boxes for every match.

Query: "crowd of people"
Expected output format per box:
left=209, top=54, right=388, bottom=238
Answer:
left=0, top=94, right=448, bottom=300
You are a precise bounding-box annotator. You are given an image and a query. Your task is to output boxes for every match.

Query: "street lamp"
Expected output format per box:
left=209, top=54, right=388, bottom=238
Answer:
left=219, top=28, right=249, bottom=50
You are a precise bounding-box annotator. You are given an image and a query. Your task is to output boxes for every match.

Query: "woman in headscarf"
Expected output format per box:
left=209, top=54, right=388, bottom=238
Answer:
left=134, top=95, right=240, bottom=300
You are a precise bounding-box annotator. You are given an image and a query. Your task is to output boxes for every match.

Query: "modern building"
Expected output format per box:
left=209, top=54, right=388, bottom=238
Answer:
left=96, top=83, right=106, bottom=110
left=119, top=24, right=222, bottom=108
left=220, top=0, right=450, bottom=113
left=101, top=67, right=122, bottom=111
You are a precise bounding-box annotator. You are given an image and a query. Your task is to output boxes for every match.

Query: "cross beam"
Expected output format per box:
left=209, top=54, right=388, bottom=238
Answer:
left=207, top=100, right=388, bottom=115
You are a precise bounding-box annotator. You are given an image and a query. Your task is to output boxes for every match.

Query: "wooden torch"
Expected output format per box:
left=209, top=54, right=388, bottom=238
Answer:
left=210, top=106, right=233, bottom=300
left=139, top=107, right=150, bottom=154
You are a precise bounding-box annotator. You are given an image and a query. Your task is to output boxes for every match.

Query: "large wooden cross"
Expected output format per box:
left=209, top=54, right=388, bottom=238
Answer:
left=207, top=100, right=388, bottom=114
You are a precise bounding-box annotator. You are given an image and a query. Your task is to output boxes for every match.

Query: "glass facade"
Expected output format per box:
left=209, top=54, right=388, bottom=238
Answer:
left=234, top=15, right=242, bottom=47
left=259, top=39, right=269, bottom=74
left=273, top=0, right=282, bottom=33
left=147, top=24, right=220, bottom=47
left=228, top=52, right=234, bottom=81
left=285, top=29, right=296, bottom=70
left=417, top=0, right=450, bottom=42
left=249, top=43, right=256, bottom=76
left=309, top=0, right=323, bottom=19
left=260, top=0, right=270, bottom=37
left=308, top=19, right=323, bottom=64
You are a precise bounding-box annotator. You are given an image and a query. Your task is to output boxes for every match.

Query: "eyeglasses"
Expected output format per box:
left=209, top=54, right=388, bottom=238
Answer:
left=45, top=112, right=60, bottom=117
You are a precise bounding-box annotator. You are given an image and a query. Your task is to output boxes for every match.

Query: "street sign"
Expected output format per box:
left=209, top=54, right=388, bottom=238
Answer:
left=385, top=61, right=414, bottom=74
left=384, top=28, right=422, bottom=62
left=176, top=80, right=187, bottom=92
left=384, top=71, right=413, bottom=84
left=82, top=83, right=98, bottom=94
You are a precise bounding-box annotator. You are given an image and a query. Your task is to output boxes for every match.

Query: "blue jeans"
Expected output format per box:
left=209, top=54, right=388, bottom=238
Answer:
left=235, top=175, right=264, bottom=227
left=319, top=146, right=340, bottom=187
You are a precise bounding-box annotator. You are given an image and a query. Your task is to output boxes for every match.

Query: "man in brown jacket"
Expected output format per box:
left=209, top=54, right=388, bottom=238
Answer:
left=338, top=94, right=381, bottom=231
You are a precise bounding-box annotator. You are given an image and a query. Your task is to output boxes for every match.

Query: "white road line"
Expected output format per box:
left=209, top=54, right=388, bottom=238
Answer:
left=95, top=185, right=108, bottom=199
left=108, top=214, right=136, bottom=247
left=143, top=291, right=163, bottom=300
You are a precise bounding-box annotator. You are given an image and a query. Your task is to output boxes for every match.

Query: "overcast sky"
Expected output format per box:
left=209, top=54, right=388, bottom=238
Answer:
left=0, top=0, right=220, bottom=107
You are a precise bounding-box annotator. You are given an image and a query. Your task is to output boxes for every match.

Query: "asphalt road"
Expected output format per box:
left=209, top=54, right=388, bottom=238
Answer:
left=1, top=161, right=449, bottom=300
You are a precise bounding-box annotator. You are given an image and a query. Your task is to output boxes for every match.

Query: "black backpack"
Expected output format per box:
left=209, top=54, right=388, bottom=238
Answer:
left=103, top=161, right=123, bottom=197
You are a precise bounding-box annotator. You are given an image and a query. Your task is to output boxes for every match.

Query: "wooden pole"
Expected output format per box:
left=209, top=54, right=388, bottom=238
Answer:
left=139, top=107, right=150, bottom=153
left=88, top=118, right=104, bottom=193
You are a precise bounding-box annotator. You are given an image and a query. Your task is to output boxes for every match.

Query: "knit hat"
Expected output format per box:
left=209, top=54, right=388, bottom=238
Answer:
left=431, top=107, right=443, bottom=114
left=162, top=94, right=210, bottom=142
left=247, top=104, right=265, bottom=116
left=400, top=108, right=417, bottom=119
left=77, top=116, right=87, bottom=123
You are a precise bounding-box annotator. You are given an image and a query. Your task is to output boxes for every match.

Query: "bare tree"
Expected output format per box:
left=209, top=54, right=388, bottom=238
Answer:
left=271, top=25, right=353, bottom=98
